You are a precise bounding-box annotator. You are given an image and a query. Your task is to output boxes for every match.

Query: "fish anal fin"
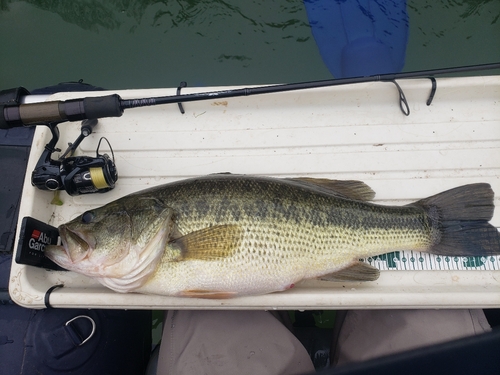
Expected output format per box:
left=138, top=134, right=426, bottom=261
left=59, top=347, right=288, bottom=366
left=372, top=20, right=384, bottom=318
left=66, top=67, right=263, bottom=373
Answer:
left=319, top=262, right=380, bottom=282
left=169, top=224, right=243, bottom=261
left=288, top=178, right=375, bottom=201
left=180, top=289, right=238, bottom=299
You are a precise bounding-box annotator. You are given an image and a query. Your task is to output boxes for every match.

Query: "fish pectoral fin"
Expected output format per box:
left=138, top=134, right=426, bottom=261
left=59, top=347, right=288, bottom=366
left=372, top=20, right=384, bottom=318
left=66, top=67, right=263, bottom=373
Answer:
left=168, top=224, right=243, bottom=261
left=319, top=262, right=380, bottom=282
left=180, top=289, right=238, bottom=299
left=287, top=178, right=375, bottom=201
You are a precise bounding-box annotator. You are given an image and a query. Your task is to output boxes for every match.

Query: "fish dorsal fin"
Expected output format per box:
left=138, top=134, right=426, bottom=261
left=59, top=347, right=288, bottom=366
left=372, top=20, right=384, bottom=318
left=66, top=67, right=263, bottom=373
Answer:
left=288, top=178, right=375, bottom=201
left=319, top=262, right=380, bottom=282
left=169, top=224, right=243, bottom=261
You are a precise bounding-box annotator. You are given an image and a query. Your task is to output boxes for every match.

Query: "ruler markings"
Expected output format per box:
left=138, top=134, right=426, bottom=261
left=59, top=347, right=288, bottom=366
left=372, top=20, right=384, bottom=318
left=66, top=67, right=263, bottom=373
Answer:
left=360, top=251, right=500, bottom=271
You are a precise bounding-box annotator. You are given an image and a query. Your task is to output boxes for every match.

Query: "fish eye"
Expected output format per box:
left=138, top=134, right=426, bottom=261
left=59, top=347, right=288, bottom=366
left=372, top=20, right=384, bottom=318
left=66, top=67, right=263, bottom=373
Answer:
left=81, top=211, right=95, bottom=224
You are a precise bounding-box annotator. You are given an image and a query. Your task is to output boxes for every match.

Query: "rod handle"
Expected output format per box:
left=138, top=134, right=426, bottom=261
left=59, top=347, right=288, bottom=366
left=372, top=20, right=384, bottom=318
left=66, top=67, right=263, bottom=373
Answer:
left=0, top=94, right=123, bottom=128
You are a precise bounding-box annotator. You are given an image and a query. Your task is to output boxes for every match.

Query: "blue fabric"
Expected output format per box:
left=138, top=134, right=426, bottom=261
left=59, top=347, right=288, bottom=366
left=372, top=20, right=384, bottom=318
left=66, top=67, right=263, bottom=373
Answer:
left=305, top=0, right=409, bottom=78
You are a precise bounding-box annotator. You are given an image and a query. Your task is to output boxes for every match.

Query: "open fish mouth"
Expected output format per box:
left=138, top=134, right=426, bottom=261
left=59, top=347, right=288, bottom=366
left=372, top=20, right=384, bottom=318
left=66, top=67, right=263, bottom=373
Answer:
left=45, top=225, right=103, bottom=274
left=58, top=225, right=95, bottom=263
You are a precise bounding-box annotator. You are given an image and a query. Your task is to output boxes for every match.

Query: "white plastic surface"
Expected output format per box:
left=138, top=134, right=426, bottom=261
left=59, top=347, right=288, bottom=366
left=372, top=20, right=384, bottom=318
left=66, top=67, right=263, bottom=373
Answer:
left=9, top=76, right=500, bottom=309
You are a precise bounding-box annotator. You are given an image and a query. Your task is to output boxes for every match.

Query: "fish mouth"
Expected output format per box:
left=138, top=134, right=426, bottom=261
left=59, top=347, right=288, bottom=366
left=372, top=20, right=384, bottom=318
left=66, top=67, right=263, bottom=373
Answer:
left=44, top=244, right=68, bottom=266
left=58, top=225, right=95, bottom=263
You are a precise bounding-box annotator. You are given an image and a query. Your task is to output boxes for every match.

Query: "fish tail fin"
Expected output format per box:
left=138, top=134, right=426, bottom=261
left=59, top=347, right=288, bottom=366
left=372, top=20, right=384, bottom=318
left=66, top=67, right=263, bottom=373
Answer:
left=413, top=183, right=500, bottom=256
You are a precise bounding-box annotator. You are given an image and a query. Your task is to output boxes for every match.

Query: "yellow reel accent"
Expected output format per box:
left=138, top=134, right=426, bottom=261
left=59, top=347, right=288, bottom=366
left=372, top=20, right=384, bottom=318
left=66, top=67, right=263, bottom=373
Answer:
left=89, top=167, right=109, bottom=189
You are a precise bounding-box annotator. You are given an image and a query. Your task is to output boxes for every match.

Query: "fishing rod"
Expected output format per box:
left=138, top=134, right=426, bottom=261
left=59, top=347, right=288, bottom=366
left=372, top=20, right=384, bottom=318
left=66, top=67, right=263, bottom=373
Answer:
left=1, top=62, right=499, bottom=129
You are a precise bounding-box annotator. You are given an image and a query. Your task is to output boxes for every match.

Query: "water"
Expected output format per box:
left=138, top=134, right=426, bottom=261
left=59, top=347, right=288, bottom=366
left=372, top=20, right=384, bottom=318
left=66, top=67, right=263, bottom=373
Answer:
left=0, top=0, right=499, bottom=91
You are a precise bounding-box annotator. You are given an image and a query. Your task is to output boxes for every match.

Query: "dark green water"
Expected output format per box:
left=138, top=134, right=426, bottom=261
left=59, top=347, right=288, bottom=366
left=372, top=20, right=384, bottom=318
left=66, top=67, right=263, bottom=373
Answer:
left=0, top=0, right=499, bottom=91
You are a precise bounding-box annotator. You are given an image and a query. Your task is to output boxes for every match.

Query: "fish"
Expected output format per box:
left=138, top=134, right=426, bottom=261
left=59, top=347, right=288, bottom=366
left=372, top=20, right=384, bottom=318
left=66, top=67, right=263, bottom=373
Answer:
left=45, top=174, right=500, bottom=298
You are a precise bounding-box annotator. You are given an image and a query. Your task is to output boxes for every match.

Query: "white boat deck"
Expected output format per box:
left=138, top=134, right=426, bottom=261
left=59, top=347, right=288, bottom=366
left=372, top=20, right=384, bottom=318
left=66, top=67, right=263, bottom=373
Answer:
left=10, top=75, right=500, bottom=309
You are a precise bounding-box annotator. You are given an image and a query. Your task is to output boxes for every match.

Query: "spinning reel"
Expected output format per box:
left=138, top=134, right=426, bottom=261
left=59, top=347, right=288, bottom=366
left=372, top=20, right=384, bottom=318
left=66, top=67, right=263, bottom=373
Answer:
left=31, top=119, right=118, bottom=196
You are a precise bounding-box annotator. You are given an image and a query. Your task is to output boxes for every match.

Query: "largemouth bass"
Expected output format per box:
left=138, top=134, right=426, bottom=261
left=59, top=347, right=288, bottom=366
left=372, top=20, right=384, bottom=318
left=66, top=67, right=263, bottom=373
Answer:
left=45, top=174, right=500, bottom=298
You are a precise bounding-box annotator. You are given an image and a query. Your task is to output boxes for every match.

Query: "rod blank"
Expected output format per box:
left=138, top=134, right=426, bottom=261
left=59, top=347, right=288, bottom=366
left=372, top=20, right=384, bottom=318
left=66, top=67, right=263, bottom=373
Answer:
left=1, top=62, right=499, bottom=129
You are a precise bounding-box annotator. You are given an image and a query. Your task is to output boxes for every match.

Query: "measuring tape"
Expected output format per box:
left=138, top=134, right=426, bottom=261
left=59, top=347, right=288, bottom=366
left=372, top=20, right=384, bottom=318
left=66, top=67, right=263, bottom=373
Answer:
left=360, top=251, right=500, bottom=271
